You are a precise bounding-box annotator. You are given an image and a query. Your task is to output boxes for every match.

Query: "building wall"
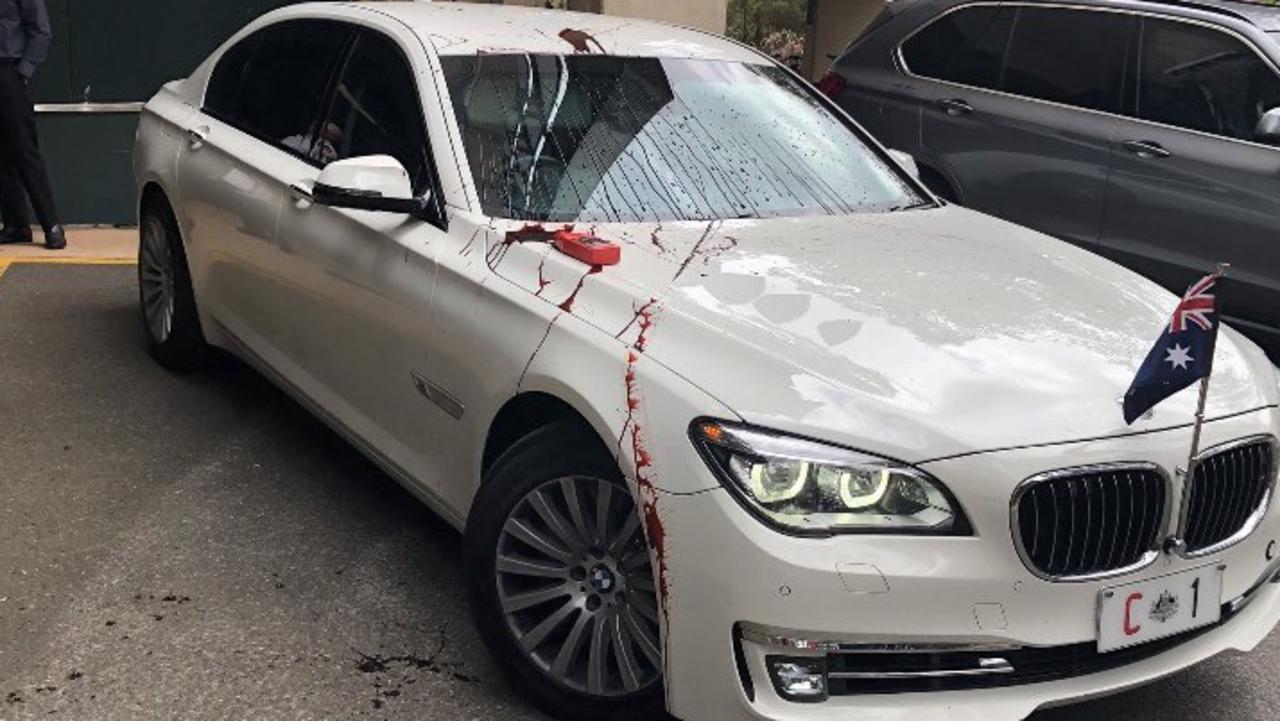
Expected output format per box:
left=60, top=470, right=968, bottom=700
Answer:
left=599, top=0, right=727, bottom=33
left=804, top=0, right=885, bottom=80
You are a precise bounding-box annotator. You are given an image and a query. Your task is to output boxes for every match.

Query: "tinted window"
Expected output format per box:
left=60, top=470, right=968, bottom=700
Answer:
left=205, top=21, right=350, bottom=151
left=306, top=31, right=433, bottom=193
left=1002, top=8, right=1128, bottom=112
left=1138, top=19, right=1280, bottom=141
left=440, top=55, right=920, bottom=223
left=901, top=6, right=1014, bottom=89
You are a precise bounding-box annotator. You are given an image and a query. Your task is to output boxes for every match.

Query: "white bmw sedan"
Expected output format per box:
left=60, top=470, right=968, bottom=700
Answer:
left=133, top=3, right=1280, bottom=720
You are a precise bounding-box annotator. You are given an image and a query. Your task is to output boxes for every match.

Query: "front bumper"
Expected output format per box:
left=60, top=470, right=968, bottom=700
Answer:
left=656, top=409, right=1280, bottom=720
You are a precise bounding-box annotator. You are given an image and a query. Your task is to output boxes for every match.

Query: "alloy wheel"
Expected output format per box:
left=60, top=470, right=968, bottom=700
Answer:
left=495, top=475, right=662, bottom=697
left=139, top=216, right=177, bottom=344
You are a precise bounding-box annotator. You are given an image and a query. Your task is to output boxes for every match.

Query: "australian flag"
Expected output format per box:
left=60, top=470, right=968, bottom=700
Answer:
left=1122, top=271, right=1222, bottom=425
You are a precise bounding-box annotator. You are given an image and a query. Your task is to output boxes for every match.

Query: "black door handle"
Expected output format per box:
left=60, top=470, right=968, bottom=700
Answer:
left=1122, top=140, right=1172, bottom=159
left=936, top=98, right=973, bottom=116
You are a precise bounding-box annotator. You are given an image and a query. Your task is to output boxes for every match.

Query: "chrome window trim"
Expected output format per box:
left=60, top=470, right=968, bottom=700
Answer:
left=894, top=1, right=1280, bottom=153
left=1009, top=462, right=1172, bottom=583
left=35, top=102, right=144, bottom=113
left=1176, top=434, right=1278, bottom=559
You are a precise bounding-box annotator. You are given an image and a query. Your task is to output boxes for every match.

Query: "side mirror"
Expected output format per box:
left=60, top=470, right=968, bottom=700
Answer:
left=1256, top=108, right=1280, bottom=145
left=312, top=155, right=430, bottom=216
left=888, top=149, right=920, bottom=180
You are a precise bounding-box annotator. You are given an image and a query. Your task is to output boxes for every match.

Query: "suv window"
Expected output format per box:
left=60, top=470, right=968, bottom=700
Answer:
left=900, top=6, right=1013, bottom=89
left=1001, top=7, right=1129, bottom=113
left=308, top=30, right=433, bottom=193
left=205, top=21, right=351, bottom=155
left=1137, top=18, right=1280, bottom=142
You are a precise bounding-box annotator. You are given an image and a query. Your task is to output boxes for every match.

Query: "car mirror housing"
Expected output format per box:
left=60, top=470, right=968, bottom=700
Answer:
left=1255, top=108, right=1280, bottom=145
left=887, top=149, right=920, bottom=180
left=312, top=155, right=430, bottom=216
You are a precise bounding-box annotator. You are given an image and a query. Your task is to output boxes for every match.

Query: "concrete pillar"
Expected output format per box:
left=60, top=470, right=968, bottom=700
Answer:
left=803, top=0, right=885, bottom=80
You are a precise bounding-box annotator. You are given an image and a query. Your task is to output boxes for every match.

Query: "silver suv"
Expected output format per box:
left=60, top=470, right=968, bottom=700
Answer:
left=825, top=0, right=1280, bottom=351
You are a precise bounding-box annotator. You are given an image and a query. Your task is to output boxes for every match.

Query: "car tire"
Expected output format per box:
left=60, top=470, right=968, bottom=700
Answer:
left=138, top=196, right=207, bottom=371
left=465, top=421, right=666, bottom=721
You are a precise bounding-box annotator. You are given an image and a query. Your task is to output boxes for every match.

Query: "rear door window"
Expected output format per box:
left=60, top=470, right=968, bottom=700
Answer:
left=205, top=20, right=352, bottom=159
left=1001, top=7, right=1129, bottom=113
left=900, top=6, right=1014, bottom=90
left=1136, top=18, right=1280, bottom=142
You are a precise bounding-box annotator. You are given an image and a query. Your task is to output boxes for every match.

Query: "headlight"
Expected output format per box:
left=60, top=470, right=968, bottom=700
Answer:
left=690, top=419, right=968, bottom=535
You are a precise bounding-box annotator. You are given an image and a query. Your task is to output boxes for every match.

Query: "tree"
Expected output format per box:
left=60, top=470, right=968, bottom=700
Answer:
left=726, top=0, right=808, bottom=49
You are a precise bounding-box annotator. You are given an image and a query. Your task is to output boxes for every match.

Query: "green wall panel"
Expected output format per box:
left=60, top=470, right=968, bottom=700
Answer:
left=36, top=113, right=138, bottom=226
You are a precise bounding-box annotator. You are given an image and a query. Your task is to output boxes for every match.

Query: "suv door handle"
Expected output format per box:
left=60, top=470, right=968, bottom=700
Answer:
left=936, top=98, right=973, bottom=116
left=1122, top=140, right=1171, bottom=159
left=186, top=125, right=209, bottom=149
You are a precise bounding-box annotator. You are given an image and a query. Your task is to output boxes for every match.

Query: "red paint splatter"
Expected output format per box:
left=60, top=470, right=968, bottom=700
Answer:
left=633, top=299, right=658, bottom=352
left=625, top=353, right=669, bottom=617
left=675, top=221, right=739, bottom=279
left=620, top=305, right=669, bottom=629
left=535, top=255, right=552, bottom=296
left=650, top=229, right=667, bottom=253
left=559, top=28, right=606, bottom=54
left=557, top=265, right=602, bottom=312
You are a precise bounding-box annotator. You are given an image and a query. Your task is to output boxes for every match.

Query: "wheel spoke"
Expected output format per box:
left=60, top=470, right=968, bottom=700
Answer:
left=551, top=607, right=592, bottom=677
left=501, top=583, right=569, bottom=614
left=560, top=478, right=593, bottom=548
left=621, top=605, right=661, bottom=669
left=520, top=598, right=577, bottom=651
left=628, top=573, right=656, bottom=593
left=607, top=511, right=642, bottom=557
left=610, top=613, right=642, bottom=692
left=528, top=488, right=584, bottom=552
left=594, top=480, right=613, bottom=547
left=504, top=518, right=572, bottom=562
left=630, top=592, right=660, bottom=625
left=587, top=612, right=609, bottom=695
left=497, top=554, right=569, bottom=580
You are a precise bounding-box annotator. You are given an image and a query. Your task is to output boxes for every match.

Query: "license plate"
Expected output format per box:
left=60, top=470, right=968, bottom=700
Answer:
left=1097, top=565, right=1222, bottom=653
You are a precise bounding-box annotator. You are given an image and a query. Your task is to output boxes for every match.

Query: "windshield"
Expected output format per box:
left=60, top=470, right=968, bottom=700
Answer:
left=440, top=55, right=922, bottom=223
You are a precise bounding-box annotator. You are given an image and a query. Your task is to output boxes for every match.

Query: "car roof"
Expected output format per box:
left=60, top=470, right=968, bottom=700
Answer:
left=332, top=1, right=767, bottom=62
left=958, top=0, right=1280, bottom=30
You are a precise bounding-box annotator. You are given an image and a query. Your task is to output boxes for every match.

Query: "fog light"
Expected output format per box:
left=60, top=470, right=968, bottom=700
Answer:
left=767, top=656, right=828, bottom=703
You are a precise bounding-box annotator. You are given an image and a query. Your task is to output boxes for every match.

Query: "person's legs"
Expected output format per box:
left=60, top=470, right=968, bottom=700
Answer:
left=0, top=66, right=33, bottom=244
left=0, top=62, right=63, bottom=249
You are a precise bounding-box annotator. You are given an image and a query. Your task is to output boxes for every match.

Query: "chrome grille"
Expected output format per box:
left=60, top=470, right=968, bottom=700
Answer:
left=1013, top=466, right=1167, bottom=580
left=1182, top=438, right=1275, bottom=555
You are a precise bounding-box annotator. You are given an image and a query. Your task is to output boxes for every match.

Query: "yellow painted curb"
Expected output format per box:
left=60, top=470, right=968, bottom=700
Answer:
left=0, top=257, right=136, bottom=283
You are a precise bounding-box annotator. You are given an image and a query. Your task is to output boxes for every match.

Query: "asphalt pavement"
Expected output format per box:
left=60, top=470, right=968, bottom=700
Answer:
left=1, top=262, right=1278, bottom=721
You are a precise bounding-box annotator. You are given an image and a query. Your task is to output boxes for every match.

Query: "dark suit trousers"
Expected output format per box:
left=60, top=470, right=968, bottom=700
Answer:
left=0, top=62, right=59, bottom=230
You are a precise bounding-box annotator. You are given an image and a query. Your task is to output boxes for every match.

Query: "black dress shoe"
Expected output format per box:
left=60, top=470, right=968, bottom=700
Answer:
left=0, top=225, right=32, bottom=244
left=44, top=225, right=66, bottom=250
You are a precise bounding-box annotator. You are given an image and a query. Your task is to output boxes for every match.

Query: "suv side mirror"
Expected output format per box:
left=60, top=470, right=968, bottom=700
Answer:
left=312, top=155, right=430, bottom=215
left=1255, top=107, right=1280, bottom=145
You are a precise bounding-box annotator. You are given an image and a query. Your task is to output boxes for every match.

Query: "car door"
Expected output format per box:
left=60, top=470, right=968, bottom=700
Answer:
left=1100, top=16, right=1280, bottom=344
left=910, top=4, right=1129, bottom=249
left=271, top=25, right=453, bottom=494
left=176, top=20, right=353, bottom=365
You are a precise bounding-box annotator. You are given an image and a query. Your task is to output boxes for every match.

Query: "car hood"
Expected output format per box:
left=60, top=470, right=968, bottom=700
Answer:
left=490, top=205, right=1277, bottom=463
